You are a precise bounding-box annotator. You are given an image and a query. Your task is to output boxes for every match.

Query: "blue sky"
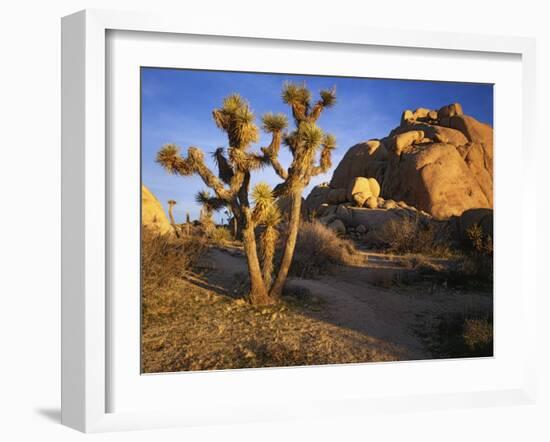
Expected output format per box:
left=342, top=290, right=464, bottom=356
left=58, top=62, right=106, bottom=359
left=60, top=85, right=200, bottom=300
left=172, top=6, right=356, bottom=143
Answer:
left=141, top=68, right=493, bottom=223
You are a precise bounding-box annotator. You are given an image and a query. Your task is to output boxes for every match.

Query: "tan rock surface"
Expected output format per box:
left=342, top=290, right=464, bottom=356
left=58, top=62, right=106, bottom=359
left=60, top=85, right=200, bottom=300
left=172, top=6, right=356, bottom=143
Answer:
left=326, top=103, right=493, bottom=220
left=383, top=142, right=490, bottom=219
left=330, top=141, right=388, bottom=188
left=142, top=185, right=172, bottom=234
left=365, top=196, right=378, bottom=209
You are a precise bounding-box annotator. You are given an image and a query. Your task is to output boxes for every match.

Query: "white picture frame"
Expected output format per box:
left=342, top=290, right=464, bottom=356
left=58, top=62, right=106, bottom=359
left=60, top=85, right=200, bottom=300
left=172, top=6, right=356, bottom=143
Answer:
left=61, top=9, right=537, bottom=433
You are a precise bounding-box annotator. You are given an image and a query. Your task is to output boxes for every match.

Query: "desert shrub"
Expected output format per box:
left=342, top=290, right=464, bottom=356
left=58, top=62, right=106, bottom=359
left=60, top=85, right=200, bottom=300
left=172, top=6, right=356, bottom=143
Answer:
left=287, top=220, right=362, bottom=277
left=463, top=318, right=493, bottom=353
left=454, top=225, right=493, bottom=284
left=448, top=225, right=493, bottom=290
left=208, top=225, right=233, bottom=246
left=427, top=311, right=493, bottom=358
left=141, top=227, right=207, bottom=290
left=380, top=215, right=451, bottom=257
left=141, top=228, right=207, bottom=328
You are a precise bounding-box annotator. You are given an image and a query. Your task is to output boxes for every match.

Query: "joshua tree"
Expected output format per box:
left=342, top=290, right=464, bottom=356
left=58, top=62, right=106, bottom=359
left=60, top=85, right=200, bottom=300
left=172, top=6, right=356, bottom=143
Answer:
left=195, top=190, right=221, bottom=236
left=156, top=82, right=336, bottom=304
left=167, top=199, right=180, bottom=237
left=252, top=183, right=282, bottom=289
left=185, top=211, right=191, bottom=236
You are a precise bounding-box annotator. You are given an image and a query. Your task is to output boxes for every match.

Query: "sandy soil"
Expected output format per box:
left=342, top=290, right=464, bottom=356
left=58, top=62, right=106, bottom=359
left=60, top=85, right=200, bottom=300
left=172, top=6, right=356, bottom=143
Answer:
left=202, top=247, right=493, bottom=360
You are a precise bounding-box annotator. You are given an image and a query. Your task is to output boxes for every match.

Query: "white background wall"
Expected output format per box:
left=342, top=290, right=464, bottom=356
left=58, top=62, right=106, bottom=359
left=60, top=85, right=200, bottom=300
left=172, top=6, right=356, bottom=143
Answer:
left=0, top=1, right=547, bottom=441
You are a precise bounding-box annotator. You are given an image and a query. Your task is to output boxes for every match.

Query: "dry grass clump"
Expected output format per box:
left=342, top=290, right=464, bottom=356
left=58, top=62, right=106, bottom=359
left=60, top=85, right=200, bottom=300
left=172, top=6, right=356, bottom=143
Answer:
left=208, top=225, right=233, bottom=246
left=141, top=227, right=207, bottom=327
left=141, top=278, right=399, bottom=373
left=443, top=224, right=493, bottom=287
left=463, top=318, right=493, bottom=353
left=142, top=227, right=206, bottom=286
left=288, top=220, right=363, bottom=277
left=380, top=216, right=452, bottom=257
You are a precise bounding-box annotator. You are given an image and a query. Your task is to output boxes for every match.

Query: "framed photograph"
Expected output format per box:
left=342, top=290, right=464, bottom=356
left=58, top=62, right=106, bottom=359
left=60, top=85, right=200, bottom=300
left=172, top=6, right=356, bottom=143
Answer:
left=61, top=9, right=537, bottom=432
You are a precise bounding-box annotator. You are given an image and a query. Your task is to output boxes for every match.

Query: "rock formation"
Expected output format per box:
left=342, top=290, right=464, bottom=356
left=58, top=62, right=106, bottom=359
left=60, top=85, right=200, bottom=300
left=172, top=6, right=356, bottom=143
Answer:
left=142, top=185, right=172, bottom=234
left=348, top=177, right=381, bottom=207
left=328, top=103, right=493, bottom=220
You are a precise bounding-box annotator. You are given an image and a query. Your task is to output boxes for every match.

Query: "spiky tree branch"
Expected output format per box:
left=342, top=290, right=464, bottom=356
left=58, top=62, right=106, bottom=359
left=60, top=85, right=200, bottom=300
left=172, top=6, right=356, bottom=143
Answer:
left=260, top=112, right=289, bottom=180
left=157, top=145, right=233, bottom=203
left=194, top=190, right=226, bottom=212
left=309, top=87, right=337, bottom=122
left=212, top=147, right=234, bottom=184
left=311, top=133, right=337, bottom=176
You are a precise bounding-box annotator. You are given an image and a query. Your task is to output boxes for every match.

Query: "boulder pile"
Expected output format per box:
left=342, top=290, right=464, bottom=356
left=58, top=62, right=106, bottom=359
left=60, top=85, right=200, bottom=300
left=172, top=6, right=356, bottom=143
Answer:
left=327, top=103, right=493, bottom=220
left=304, top=103, right=493, bottom=246
left=306, top=182, right=433, bottom=244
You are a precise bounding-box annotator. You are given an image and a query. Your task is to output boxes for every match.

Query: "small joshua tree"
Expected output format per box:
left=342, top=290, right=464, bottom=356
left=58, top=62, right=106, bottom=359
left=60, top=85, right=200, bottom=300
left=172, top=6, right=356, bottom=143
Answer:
left=195, top=190, right=220, bottom=236
left=185, top=211, right=191, bottom=236
left=167, top=199, right=179, bottom=237
left=156, top=82, right=336, bottom=304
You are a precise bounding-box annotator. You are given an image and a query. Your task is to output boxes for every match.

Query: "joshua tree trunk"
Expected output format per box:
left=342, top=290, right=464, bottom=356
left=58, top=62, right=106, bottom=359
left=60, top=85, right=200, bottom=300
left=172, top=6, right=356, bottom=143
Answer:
left=168, top=201, right=180, bottom=237
left=241, top=210, right=272, bottom=304
left=269, top=189, right=303, bottom=298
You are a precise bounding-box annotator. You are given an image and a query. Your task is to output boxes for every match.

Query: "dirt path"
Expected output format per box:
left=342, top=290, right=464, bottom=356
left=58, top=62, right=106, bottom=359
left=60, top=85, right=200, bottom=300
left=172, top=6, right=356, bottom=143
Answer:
left=201, top=247, right=492, bottom=360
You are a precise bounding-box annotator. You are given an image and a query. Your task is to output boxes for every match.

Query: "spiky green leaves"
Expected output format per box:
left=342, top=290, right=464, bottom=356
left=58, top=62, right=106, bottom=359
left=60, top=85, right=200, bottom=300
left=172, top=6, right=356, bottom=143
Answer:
left=156, top=144, right=194, bottom=175
left=322, top=133, right=337, bottom=150
left=262, top=205, right=282, bottom=227
left=211, top=147, right=234, bottom=184
left=261, top=112, right=288, bottom=133
left=194, top=190, right=226, bottom=212
left=282, top=82, right=311, bottom=106
left=252, top=182, right=274, bottom=218
left=221, top=94, right=246, bottom=114
left=319, top=87, right=337, bottom=108
left=298, top=122, right=324, bottom=151
left=252, top=182, right=282, bottom=227
left=229, top=147, right=266, bottom=172
left=212, top=93, right=259, bottom=149
left=252, top=181, right=281, bottom=288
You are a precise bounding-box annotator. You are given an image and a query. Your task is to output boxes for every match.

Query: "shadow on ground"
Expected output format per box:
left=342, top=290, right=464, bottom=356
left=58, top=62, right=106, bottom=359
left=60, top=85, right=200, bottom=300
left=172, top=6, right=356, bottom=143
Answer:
left=35, top=407, right=61, bottom=423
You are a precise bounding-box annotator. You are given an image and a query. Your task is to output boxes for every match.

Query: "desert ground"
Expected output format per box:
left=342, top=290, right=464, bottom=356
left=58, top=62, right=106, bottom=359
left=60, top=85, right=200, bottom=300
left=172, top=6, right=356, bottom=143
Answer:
left=142, top=219, right=493, bottom=373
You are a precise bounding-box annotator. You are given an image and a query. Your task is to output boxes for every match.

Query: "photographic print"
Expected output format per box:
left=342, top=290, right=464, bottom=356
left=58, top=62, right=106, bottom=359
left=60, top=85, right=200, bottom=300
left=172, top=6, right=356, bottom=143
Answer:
left=141, top=68, right=493, bottom=373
